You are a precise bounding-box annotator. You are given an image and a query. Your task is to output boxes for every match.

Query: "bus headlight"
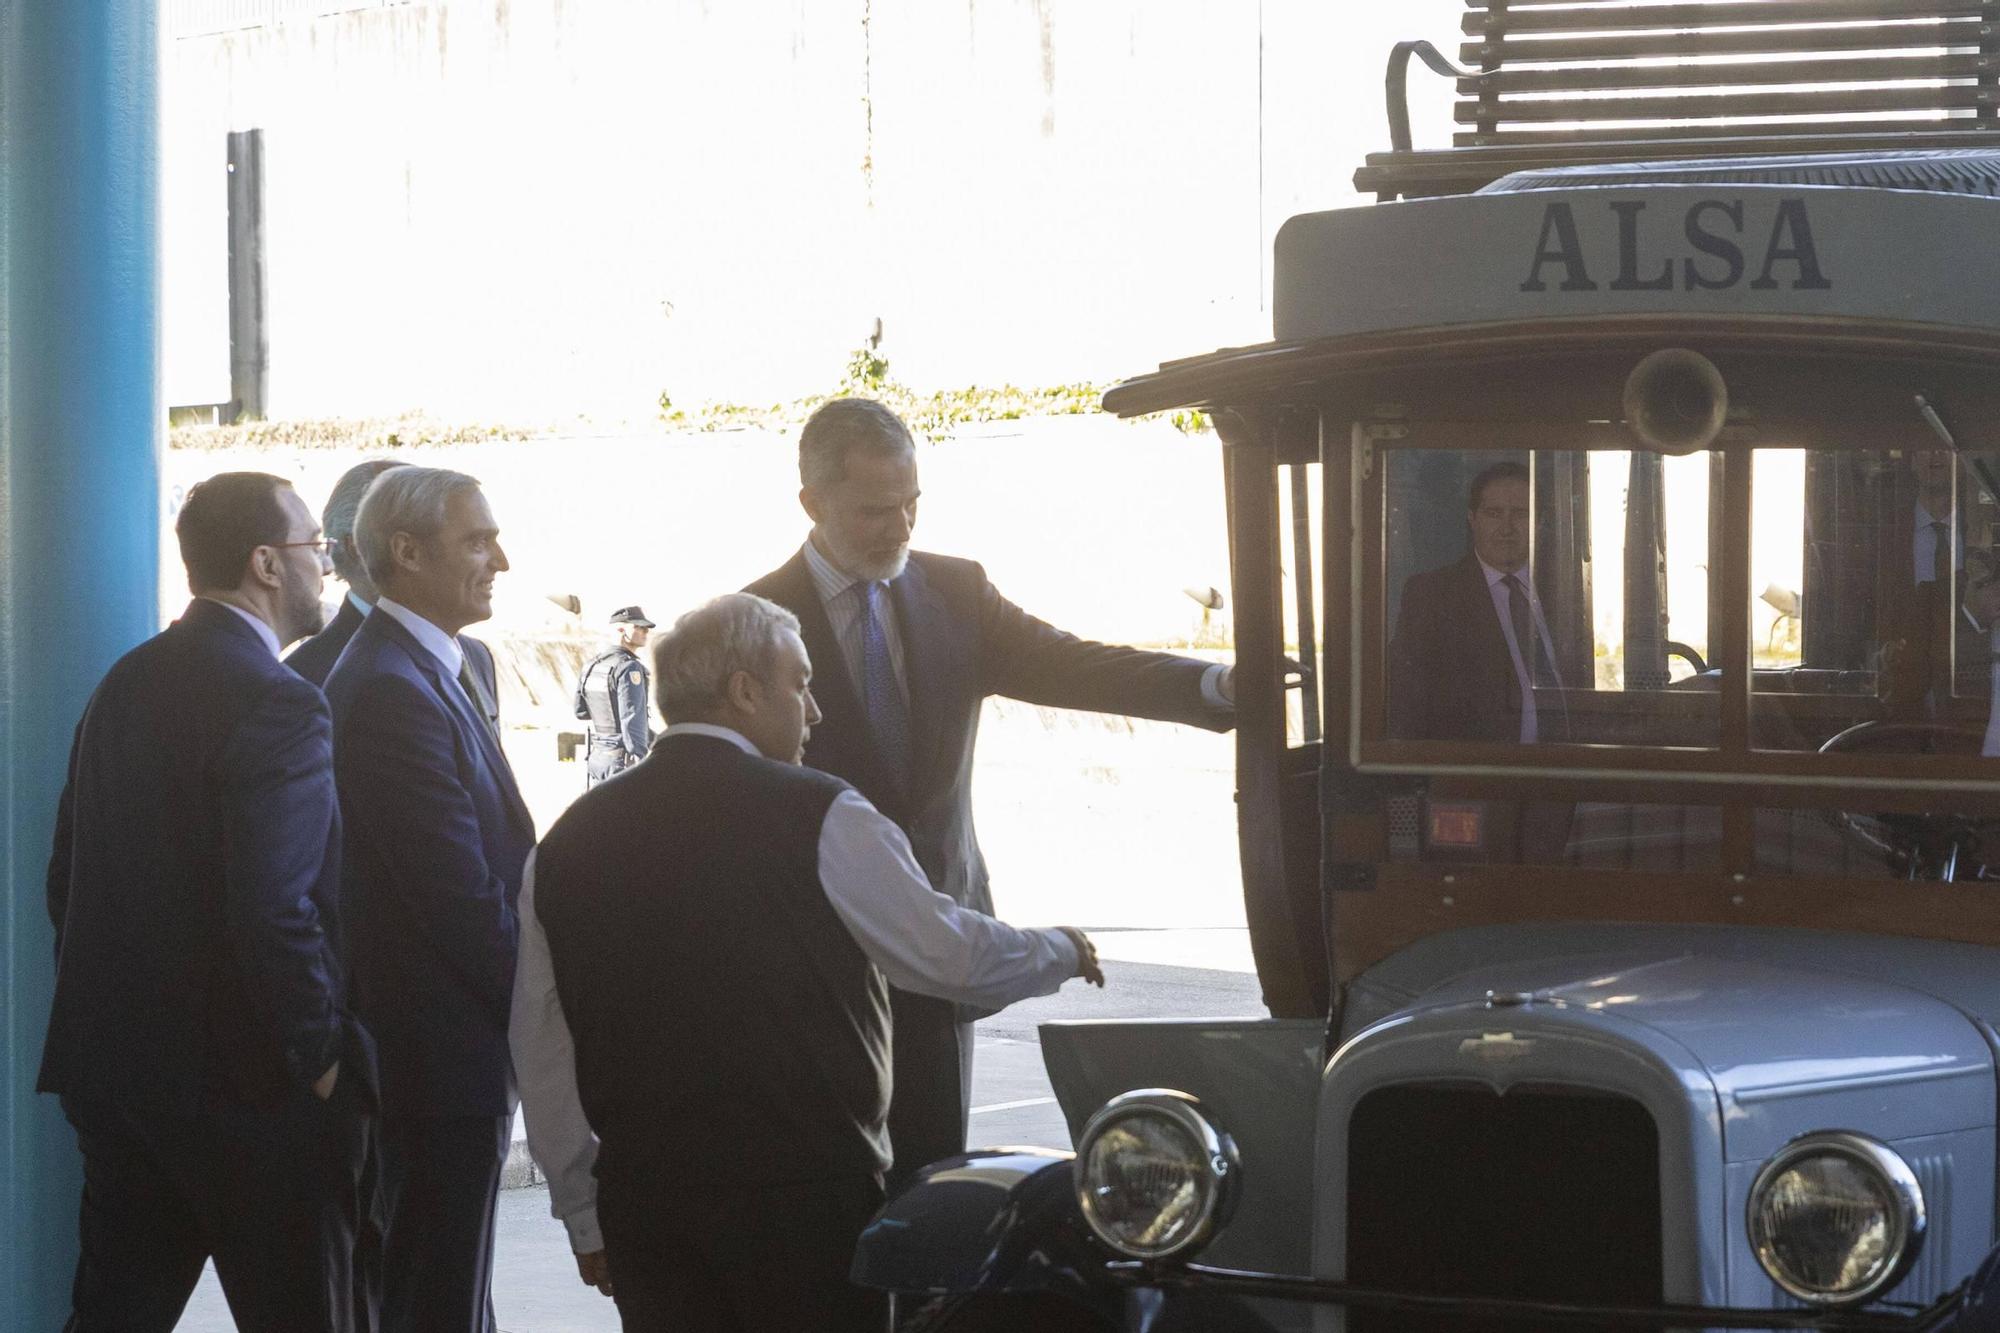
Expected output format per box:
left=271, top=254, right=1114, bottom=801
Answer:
left=1073, top=1089, right=1237, bottom=1261
left=1748, top=1132, right=1925, bottom=1305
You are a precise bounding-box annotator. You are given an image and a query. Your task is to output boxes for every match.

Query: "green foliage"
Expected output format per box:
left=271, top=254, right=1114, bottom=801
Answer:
left=168, top=413, right=533, bottom=452
left=844, top=346, right=891, bottom=392
left=656, top=348, right=1209, bottom=440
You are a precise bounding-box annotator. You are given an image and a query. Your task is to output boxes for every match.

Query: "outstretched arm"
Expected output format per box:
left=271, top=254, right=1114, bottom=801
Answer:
left=974, top=566, right=1232, bottom=732
left=818, top=789, right=1093, bottom=1007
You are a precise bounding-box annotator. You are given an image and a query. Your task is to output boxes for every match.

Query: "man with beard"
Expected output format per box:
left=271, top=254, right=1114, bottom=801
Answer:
left=325, top=466, right=535, bottom=1333
left=40, top=471, right=373, bottom=1331
left=745, top=398, right=1234, bottom=1188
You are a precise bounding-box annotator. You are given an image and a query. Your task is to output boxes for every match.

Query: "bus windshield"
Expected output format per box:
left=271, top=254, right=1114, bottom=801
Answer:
left=1360, top=437, right=2000, bottom=882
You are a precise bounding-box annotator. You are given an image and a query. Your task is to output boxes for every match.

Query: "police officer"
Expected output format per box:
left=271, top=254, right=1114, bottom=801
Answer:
left=575, top=606, right=655, bottom=787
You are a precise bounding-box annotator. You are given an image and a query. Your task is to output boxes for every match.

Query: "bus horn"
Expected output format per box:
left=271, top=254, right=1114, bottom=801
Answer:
left=1623, top=348, right=1728, bottom=454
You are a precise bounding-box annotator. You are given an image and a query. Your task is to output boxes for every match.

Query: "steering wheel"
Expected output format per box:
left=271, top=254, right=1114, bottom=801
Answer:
left=1817, top=721, right=1995, bottom=881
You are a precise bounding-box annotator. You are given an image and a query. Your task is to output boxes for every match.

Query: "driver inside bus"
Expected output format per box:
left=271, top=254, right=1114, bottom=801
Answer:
left=1389, top=461, right=1566, bottom=746
left=1388, top=461, right=1571, bottom=863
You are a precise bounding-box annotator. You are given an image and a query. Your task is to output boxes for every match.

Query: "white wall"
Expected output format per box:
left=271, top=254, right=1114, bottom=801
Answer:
left=161, top=0, right=1466, bottom=419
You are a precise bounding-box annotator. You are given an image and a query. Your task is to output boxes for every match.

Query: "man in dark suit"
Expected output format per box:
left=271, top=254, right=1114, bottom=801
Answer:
left=287, top=457, right=406, bottom=686
left=40, top=471, right=372, bottom=1332
left=512, top=593, right=1101, bottom=1331
left=1388, top=460, right=1571, bottom=860
left=324, top=465, right=535, bottom=1333
left=745, top=397, right=1233, bottom=1187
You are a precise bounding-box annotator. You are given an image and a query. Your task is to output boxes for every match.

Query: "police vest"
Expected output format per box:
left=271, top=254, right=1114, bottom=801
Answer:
left=579, top=648, right=635, bottom=743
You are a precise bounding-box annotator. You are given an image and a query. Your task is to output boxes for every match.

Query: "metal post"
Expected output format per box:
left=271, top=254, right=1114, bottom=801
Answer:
left=227, top=128, right=268, bottom=422
left=0, top=1, right=161, bottom=1326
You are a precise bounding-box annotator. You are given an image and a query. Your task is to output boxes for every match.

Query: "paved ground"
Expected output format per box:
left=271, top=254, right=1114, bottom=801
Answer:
left=173, top=943, right=1263, bottom=1331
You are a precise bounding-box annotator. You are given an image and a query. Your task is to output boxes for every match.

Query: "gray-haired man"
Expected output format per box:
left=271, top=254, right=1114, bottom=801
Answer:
left=286, top=458, right=406, bottom=686
left=510, top=592, right=1102, bottom=1331
left=325, top=466, right=535, bottom=1333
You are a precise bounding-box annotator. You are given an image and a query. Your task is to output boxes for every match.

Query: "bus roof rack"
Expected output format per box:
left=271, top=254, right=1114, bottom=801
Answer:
left=1479, top=147, right=2000, bottom=196
left=1357, top=2, right=2000, bottom=201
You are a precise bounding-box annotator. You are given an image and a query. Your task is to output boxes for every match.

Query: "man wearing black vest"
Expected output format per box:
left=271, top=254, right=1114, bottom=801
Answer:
left=745, top=397, right=1234, bottom=1188
left=511, top=592, right=1102, bottom=1331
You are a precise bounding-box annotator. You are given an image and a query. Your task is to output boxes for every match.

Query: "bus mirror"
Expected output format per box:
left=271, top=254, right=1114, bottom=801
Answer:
left=1623, top=349, right=1728, bottom=455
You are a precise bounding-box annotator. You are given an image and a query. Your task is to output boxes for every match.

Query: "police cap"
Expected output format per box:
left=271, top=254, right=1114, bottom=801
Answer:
left=609, top=605, right=656, bottom=628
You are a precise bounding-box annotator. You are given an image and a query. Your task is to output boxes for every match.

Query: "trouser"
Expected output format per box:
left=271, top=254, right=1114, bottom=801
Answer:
left=375, top=1112, right=509, bottom=1333
left=353, top=1117, right=388, bottom=1333
left=598, top=1169, right=889, bottom=1333
left=584, top=740, right=625, bottom=788
left=883, top=988, right=977, bottom=1195
left=59, top=1082, right=368, bottom=1333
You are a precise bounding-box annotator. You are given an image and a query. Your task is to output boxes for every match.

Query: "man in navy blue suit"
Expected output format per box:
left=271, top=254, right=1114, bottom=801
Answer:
left=286, top=457, right=405, bottom=687
left=325, top=466, right=535, bottom=1333
left=40, top=471, right=372, bottom=1332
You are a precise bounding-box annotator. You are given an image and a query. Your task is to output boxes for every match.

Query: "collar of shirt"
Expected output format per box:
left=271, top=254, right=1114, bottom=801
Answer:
left=203, top=598, right=282, bottom=659
left=663, top=721, right=760, bottom=756
left=373, top=597, right=466, bottom=678
left=802, top=533, right=863, bottom=604
left=346, top=590, right=373, bottom=618
left=1476, top=555, right=1533, bottom=597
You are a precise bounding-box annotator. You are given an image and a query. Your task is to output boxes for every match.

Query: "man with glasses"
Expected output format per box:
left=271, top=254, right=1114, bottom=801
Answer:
left=40, top=472, right=374, bottom=1331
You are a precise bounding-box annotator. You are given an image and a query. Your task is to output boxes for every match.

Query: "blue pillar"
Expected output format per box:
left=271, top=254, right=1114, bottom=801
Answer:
left=1, top=1, right=161, bottom=1326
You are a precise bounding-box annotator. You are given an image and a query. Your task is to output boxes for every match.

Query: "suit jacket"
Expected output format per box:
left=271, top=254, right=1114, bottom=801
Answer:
left=285, top=596, right=367, bottom=687
left=287, top=597, right=504, bottom=733
left=39, top=599, right=368, bottom=1115
left=747, top=548, right=1232, bottom=920
left=324, top=609, right=535, bottom=1118
left=1389, top=553, right=1534, bottom=745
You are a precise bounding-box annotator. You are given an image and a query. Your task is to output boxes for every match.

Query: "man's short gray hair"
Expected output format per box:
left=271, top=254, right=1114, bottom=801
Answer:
left=323, top=458, right=407, bottom=592
left=353, top=465, right=483, bottom=588
left=798, top=397, right=914, bottom=491
left=653, top=593, right=802, bottom=723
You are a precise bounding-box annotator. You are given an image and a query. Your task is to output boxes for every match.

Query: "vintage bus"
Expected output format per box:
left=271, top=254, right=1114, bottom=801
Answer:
left=856, top=5, right=2000, bottom=1329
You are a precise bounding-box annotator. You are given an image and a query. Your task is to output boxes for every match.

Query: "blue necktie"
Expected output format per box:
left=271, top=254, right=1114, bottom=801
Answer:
left=861, top=580, right=912, bottom=790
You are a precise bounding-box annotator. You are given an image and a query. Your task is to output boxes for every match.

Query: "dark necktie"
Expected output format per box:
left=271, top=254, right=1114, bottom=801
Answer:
left=1503, top=573, right=1557, bottom=687
left=1933, top=520, right=1951, bottom=587
left=860, top=581, right=912, bottom=790
left=457, top=659, right=502, bottom=749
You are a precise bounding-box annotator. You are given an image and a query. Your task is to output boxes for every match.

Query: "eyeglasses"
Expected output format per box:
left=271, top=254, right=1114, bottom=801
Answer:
left=270, top=539, right=337, bottom=557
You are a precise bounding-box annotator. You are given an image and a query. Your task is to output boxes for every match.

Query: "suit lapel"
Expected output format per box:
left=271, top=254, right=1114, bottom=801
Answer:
left=763, top=550, right=883, bottom=786
left=375, top=615, right=534, bottom=836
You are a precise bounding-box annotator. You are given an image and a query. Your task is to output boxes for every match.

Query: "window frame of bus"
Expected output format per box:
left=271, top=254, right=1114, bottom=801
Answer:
left=1342, top=422, right=2000, bottom=818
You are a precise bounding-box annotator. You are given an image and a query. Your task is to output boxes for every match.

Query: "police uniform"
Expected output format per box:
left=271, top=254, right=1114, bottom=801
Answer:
left=574, top=607, right=654, bottom=788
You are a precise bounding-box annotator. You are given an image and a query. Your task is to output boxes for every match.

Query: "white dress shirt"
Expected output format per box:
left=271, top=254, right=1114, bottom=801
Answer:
left=800, top=538, right=1232, bottom=708
left=371, top=596, right=484, bottom=718
left=508, top=722, right=1081, bottom=1253
left=1477, top=558, right=1560, bottom=744
left=204, top=598, right=282, bottom=660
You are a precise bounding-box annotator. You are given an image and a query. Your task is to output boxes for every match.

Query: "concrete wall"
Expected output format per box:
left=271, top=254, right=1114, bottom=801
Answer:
left=161, top=0, right=1462, bottom=418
